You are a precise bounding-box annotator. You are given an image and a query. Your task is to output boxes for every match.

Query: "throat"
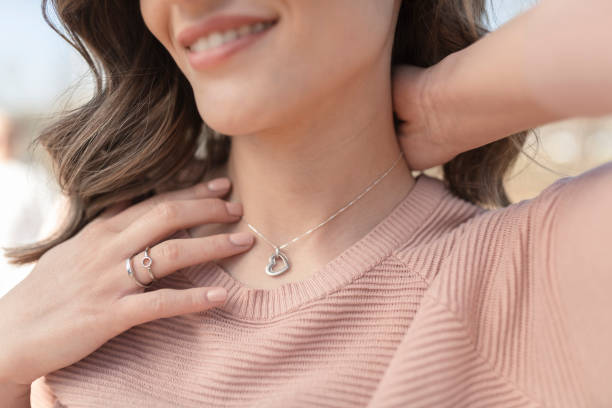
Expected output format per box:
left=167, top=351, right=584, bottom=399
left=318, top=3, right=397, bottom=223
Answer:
left=187, top=222, right=324, bottom=288
left=213, top=243, right=324, bottom=290
left=188, top=146, right=415, bottom=290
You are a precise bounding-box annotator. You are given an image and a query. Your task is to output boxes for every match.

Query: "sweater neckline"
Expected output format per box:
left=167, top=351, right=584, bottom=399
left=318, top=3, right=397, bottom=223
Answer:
left=179, top=173, right=447, bottom=320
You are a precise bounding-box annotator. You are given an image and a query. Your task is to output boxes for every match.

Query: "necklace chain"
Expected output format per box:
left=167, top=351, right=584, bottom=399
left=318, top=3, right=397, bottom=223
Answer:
left=246, top=151, right=405, bottom=255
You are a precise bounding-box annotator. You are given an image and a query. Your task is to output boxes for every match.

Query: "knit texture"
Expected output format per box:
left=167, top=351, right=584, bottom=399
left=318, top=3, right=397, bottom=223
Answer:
left=30, top=173, right=590, bottom=407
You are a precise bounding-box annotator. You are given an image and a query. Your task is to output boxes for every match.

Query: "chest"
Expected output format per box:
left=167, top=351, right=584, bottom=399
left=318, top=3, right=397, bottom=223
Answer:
left=43, top=271, right=429, bottom=407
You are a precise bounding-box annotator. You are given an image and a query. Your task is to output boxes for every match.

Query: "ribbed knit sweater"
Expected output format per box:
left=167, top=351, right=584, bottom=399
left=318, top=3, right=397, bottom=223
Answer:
left=29, top=173, right=590, bottom=407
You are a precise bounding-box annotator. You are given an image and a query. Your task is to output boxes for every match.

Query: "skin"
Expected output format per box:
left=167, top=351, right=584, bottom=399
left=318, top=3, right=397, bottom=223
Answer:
left=139, top=0, right=414, bottom=289
left=394, top=0, right=612, bottom=404
left=2, top=0, right=610, bottom=405
left=0, top=181, right=258, bottom=402
left=1, top=1, right=414, bottom=404
left=394, top=0, right=612, bottom=170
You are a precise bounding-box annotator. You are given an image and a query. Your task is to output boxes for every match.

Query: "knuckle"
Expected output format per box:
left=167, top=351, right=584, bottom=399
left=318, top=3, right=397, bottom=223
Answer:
left=79, top=220, right=107, bottom=241
left=187, top=290, right=202, bottom=310
left=148, top=290, right=167, bottom=316
left=159, top=240, right=180, bottom=262
left=109, top=308, right=129, bottom=334
left=206, top=235, right=227, bottom=254
left=101, top=307, right=127, bottom=337
left=112, top=298, right=141, bottom=332
left=207, top=198, right=229, bottom=217
left=154, top=202, right=179, bottom=222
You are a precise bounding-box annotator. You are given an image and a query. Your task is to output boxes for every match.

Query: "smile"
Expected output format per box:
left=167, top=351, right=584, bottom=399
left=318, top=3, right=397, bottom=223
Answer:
left=185, top=20, right=278, bottom=70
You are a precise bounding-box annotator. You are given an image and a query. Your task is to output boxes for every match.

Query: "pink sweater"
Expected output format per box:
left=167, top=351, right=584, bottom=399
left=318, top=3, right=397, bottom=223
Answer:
left=30, top=173, right=590, bottom=407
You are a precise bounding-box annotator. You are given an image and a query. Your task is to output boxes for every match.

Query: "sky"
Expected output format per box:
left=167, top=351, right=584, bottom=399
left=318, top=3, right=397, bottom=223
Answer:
left=0, top=0, right=538, bottom=115
left=0, top=1, right=85, bottom=114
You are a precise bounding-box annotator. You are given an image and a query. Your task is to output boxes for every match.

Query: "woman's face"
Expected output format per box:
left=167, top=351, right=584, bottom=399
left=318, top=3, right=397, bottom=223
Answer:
left=140, top=0, right=400, bottom=136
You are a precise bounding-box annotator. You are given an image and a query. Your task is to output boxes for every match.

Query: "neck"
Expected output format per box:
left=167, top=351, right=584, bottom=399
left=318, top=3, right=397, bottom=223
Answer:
left=199, top=64, right=415, bottom=284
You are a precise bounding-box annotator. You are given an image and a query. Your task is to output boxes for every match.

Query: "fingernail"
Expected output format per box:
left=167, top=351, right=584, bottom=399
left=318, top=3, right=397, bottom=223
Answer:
left=229, top=232, right=253, bottom=246
left=206, top=287, right=227, bottom=302
left=226, top=201, right=243, bottom=216
left=207, top=177, right=230, bottom=191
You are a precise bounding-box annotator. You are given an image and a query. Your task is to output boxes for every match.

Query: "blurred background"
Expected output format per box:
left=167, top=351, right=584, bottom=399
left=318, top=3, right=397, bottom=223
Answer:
left=1, top=0, right=611, bottom=297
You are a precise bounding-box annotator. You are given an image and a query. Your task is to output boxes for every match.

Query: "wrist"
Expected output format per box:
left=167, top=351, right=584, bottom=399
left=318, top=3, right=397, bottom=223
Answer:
left=422, top=46, right=551, bottom=156
left=426, top=9, right=570, bottom=154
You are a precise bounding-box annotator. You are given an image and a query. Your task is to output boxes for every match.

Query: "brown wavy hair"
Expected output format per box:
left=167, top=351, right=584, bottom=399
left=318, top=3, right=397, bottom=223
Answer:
left=4, top=0, right=533, bottom=266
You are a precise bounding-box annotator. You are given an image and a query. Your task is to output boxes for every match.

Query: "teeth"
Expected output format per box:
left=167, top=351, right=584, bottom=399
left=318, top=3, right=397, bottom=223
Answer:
left=238, top=25, right=251, bottom=36
left=189, top=21, right=274, bottom=53
left=207, top=32, right=225, bottom=49
left=253, top=22, right=265, bottom=32
left=223, top=30, right=238, bottom=43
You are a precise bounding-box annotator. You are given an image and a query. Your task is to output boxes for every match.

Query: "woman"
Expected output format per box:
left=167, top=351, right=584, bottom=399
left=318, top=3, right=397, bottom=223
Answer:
left=0, top=0, right=610, bottom=406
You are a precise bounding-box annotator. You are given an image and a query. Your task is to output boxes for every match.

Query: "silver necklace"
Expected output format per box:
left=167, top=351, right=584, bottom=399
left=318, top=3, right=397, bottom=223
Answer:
left=246, top=151, right=405, bottom=277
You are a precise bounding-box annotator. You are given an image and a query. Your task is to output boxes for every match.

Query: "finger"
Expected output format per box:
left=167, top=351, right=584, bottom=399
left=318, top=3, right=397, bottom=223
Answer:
left=115, top=286, right=228, bottom=329
left=127, top=232, right=254, bottom=285
left=119, top=198, right=243, bottom=257
left=107, top=177, right=232, bottom=230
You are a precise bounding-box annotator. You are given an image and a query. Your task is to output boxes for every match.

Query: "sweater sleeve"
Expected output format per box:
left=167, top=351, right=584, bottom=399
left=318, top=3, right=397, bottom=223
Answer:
left=532, top=162, right=612, bottom=407
left=516, top=175, right=594, bottom=406
left=480, top=175, right=594, bottom=407
left=367, top=176, right=595, bottom=408
left=437, top=175, right=594, bottom=407
left=471, top=173, right=609, bottom=407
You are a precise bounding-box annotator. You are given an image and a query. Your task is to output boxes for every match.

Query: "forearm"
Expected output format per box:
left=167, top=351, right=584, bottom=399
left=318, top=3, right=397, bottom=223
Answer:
left=0, top=381, right=31, bottom=408
left=428, top=0, right=612, bottom=152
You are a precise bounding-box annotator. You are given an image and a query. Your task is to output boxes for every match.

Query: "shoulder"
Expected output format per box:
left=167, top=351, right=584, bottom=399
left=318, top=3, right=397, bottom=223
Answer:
left=497, top=163, right=612, bottom=406
left=537, top=162, right=612, bottom=407
left=406, top=174, right=598, bottom=406
left=426, top=165, right=612, bottom=406
left=417, top=171, right=580, bottom=312
left=394, top=175, right=567, bottom=291
left=494, top=162, right=612, bottom=406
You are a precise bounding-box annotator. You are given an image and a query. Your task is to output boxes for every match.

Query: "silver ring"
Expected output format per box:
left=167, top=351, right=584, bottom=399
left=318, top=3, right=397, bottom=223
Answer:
left=142, top=246, right=157, bottom=282
left=126, top=255, right=152, bottom=288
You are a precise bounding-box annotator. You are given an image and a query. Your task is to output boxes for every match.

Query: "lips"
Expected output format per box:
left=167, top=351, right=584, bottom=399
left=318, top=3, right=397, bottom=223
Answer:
left=177, top=14, right=279, bottom=50
left=184, top=19, right=276, bottom=70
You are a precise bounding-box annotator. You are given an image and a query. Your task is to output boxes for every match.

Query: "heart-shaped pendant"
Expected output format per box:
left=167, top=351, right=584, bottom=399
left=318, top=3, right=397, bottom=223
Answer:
left=266, top=249, right=290, bottom=276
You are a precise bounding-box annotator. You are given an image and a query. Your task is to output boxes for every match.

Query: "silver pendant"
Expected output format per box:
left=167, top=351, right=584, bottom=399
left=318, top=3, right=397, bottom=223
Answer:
left=265, top=248, right=290, bottom=276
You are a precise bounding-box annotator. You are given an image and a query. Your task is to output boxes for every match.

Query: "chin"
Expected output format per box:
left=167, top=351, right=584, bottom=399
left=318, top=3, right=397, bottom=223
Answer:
left=198, top=109, right=266, bottom=137
left=194, top=93, right=290, bottom=137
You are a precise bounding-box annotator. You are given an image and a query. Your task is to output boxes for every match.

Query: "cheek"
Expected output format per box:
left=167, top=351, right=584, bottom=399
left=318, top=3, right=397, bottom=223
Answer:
left=292, top=0, right=393, bottom=74
left=187, top=1, right=394, bottom=134
left=284, top=11, right=390, bottom=97
left=140, top=1, right=173, bottom=53
left=140, top=1, right=189, bottom=78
